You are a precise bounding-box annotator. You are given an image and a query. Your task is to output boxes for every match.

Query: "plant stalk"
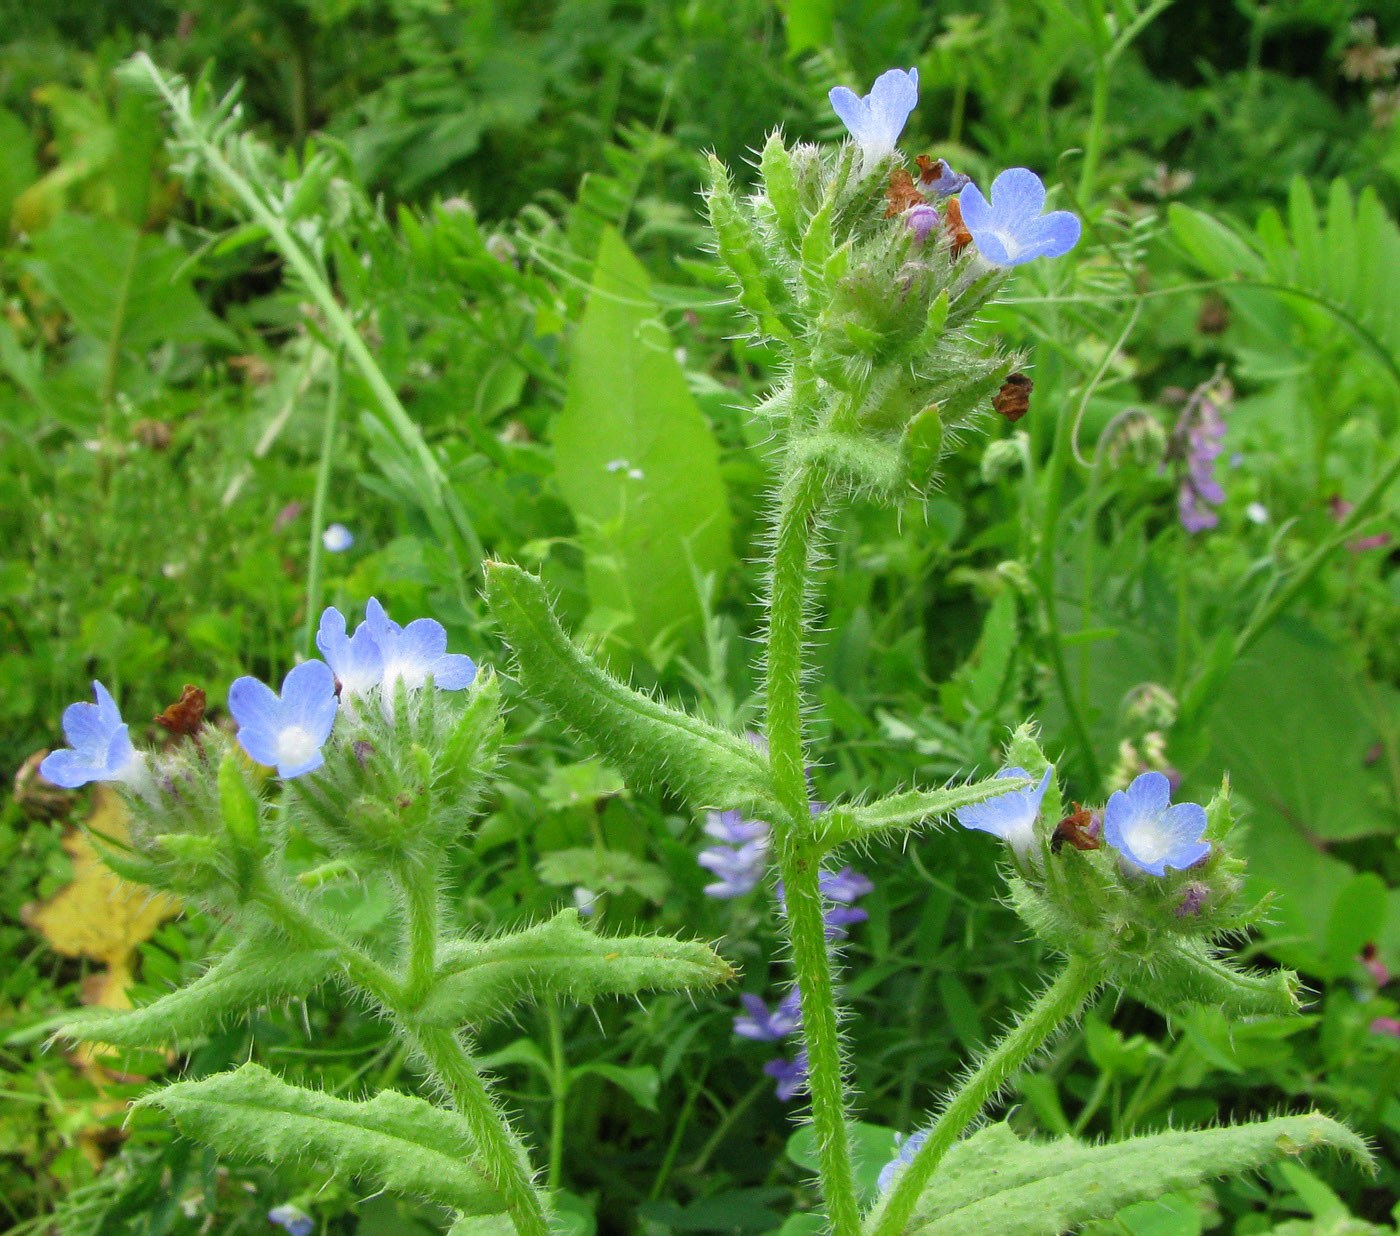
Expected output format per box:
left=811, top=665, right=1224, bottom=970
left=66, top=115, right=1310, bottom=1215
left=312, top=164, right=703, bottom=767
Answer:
left=765, top=459, right=860, bottom=1236
left=866, top=954, right=1100, bottom=1236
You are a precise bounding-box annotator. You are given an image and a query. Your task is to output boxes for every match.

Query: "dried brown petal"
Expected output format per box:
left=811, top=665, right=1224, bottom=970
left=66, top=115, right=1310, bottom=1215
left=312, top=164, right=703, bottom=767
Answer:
left=154, top=685, right=206, bottom=736
left=885, top=168, right=925, bottom=217
left=1051, top=803, right=1100, bottom=853
left=993, top=372, right=1033, bottom=423
left=944, top=196, right=973, bottom=256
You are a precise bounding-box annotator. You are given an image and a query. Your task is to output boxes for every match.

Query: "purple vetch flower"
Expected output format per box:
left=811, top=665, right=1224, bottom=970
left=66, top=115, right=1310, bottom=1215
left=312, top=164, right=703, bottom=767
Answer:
left=877, top=1129, right=930, bottom=1192
left=704, top=808, right=769, bottom=846
left=1103, top=772, right=1210, bottom=877
left=39, top=682, right=144, bottom=789
left=363, top=597, right=477, bottom=693
left=268, top=1205, right=314, bottom=1236
left=1177, top=393, right=1227, bottom=533
left=957, top=169, right=1081, bottom=266
left=734, top=989, right=803, bottom=1042
left=955, top=766, right=1054, bottom=857
left=229, top=661, right=338, bottom=779
left=820, top=866, right=874, bottom=938
left=698, top=837, right=769, bottom=899
left=316, top=606, right=385, bottom=698
left=829, top=68, right=920, bottom=166
left=764, top=1049, right=809, bottom=1101
left=322, top=523, right=354, bottom=552
left=907, top=203, right=940, bottom=242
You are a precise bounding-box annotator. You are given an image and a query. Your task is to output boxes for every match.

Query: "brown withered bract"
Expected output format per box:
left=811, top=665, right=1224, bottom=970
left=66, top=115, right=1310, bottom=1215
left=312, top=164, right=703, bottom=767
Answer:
left=154, top=685, right=206, bottom=736
left=944, top=197, right=973, bottom=255
left=916, top=155, right=948, bottom=186
left=1051, top=803, right=1100, bottom=853
left=885, top=168, right=925, bottom=217
left=993, top=372, right=1034, bottom=422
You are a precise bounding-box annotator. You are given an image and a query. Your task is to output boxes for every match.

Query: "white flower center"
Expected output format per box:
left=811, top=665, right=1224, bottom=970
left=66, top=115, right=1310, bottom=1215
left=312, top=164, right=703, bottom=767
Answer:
left=1125, top=818, right=1167, bottom=864
left=277, top=725, right=319, bottom=769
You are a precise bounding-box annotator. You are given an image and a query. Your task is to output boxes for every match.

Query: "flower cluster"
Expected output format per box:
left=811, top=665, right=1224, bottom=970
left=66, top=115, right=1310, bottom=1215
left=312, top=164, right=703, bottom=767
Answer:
left=1169, top=378, right=1231, bottom=534
left=40, top=598, right=478, bottom=792
left=956, top=767, right=1211, bottom=878
left=829, top=68, right=1080, bottom=267
left=697, top=808, right=770, bottom=898
left=735, top=985, right=808, bottom=1099
left=877, top=1129, right=930, bottom=1192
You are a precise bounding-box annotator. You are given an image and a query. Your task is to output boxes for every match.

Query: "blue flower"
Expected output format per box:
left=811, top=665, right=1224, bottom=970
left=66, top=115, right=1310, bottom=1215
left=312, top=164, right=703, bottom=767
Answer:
left=364, top=597, right=477, bottom=693
left=229, top=661, right=338, bottom=779
left=268, top=1204, right=315, bottom=1236
left=957, top=169, right=1081, bottom=266
left=955, top=766, right=1054, bottom=856
left=321, top=523, right=354, bottom=553
left=1103, top=771, right=1210, bottom=876
left=734, top=989, right=803, bottom=1041
left=764, top=1049, right=809, bottom=1101
left=918, top=157, right=970, bottom=197
left=829, top=68, right=919, bottom=166
left=877, top=1129, right=930, bottom=1192
left=820, top=866, right=874, bottom=938
left=39, top=681, right=143, bottom=789
left=315, top=606, right=385, bottom=698
left=698, top=837, right=769, bottom=899
left=704, top=808, right=768, bottom=846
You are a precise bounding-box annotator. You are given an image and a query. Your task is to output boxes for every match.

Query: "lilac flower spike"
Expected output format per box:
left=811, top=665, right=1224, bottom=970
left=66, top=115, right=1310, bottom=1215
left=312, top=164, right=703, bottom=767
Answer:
left=704, top=808, right=768, bottom=845
left=829, top=68, right=920, bottom=166
left=40, top=681, right=142, bottom=789
left=316, top=606, right=385, bottom=698
left=877, top=1129, right=930, bottom=1192
left=957, top=169, right=1081, bottom=266
left=1103, top=771, right=1210, bottom=877
left=229, top=660, right=338, bottom=779
left=698, top=836, right=769, bottom=898
left=955, top=766, right=1054, bottom=856
left=268, top=1205, right=315, bottom=1236
left=764, top=1049, right=809, bottom=1101
left=734, top=990, right=802, bottom=1042
left=364, top=597, right=477, bottom=692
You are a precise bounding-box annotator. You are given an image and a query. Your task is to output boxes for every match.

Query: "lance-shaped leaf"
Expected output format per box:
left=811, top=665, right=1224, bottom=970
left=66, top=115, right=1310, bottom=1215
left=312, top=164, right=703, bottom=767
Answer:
left=813, top=775, right=1031, bottom=848
left=418, top=909, right=734, bottom=1028
left=891, top=1115, right=1370, bottom=1236
left=485, top=561, right=777, bottom=815
left=139, top=1062, right=507, bottom=1217
left=59, top=935, right=336, bottom=1049
left=1112, top=938, right=1301, bottom=1021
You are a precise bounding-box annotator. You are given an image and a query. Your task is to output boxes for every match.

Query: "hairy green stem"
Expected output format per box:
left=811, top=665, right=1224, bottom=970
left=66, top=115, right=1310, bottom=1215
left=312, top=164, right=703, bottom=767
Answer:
left=865, top=954, right=1101, bottom=1236
left=544, top=999, right=568, bottom=1192
left=401, top=869, right=440, bottom=1006
left=765, top=460, right=860, bottom=1236
left=407, top=1024, right=551, bottom=1236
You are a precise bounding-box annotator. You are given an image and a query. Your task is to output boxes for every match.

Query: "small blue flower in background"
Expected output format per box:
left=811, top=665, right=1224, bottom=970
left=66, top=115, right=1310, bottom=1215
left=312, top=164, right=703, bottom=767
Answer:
left=1103, top=771, right=1210, bottom=877
left=829, top=68, right=919, bottom=166
left=573, top=887, right=600, bottom=917
left=820, top=867, right=874, bottom=938
left=316, top=607, right=385, bottom=698
left=268, top=1204, right=314, bottom=1236
left=321, top=523, right=354, bottom=553
left=229, top=661, right=338, bottom=779
left=704, top=808, right=768, bottom=846
left=957, top=169, right=1081, bottom=266
left=764, top=1049, right=809, bottom=1101
left=877, top=1129, right=930, bottom=1192
left=734, top=989, right=802, bottom=1042
left=698, top=837, right=769, bottom=899
left=955, top=766, right=1054, bottom=856
left=39, top=681, right=143, bottom=788
left=364, top=597, right=477, bottom=693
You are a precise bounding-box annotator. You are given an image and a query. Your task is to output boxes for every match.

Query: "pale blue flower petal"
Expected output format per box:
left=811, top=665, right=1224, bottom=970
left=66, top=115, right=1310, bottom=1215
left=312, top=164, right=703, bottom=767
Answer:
left=40, top=747, right=101, bottom=789
left=1104, top=773, right=1210, bottom=876
left=430, top=652, right=478, bottom=690
left=281, top=660, right=338, bottom=740
left=316, top=606, right=384, bottom=697
left=956, top=180, right=993, bottom=231
left=829, top=67, right=919, bottom=162
left=988, top=167, right=1047, bottom=224
left=828, top=86, right=866, bottom=135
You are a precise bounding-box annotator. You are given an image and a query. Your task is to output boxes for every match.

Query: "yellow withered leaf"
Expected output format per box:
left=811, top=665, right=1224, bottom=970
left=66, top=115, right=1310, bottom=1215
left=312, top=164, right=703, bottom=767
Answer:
left=25, top=785, right=180, bottom=1010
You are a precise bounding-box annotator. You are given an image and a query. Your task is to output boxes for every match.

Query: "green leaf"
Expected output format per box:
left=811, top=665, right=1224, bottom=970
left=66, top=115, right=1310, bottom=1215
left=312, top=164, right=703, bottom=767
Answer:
left=553, top=226, right=731, bottom=658
left=536, top=848, right=669, bottom=901
left=787, top=1121, right=898, bottom=1202
left=27, top=213, right=237, bottom=356
left=0, top=108, right=36, bottom=231
left=484, top=561, right=777, bottom=816
left=139, top=1062, right=507, bottom=1216
left=59, top=935, right=335, bottom=1049
left=816, top=775, right=1031, bottom=847
left=1167, top=204, right=1266, bottom=278
left=899, top=1115, right=1370, bottom=1236
left=570, top=1062, right=659, bottom=1112
left=418, top=910, right=734, bottom=1028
